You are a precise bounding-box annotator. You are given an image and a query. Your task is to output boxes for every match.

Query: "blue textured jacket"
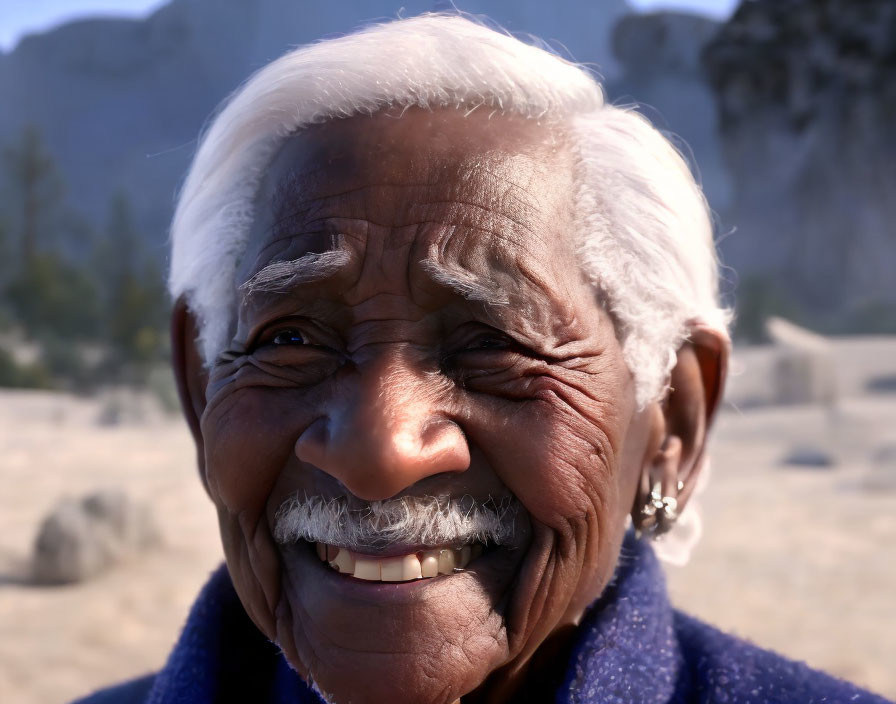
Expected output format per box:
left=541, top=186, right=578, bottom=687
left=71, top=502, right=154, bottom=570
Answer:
left=74, top=535, right=892, bottom=703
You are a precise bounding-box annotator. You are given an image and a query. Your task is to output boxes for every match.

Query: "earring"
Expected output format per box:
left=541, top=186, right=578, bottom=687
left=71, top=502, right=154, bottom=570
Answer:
left=635, top=480, right=683, bottom=538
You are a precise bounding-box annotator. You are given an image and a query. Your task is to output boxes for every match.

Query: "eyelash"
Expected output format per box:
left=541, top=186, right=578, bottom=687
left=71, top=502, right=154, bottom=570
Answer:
left=252, top=321, right=527, bottom=362
left=270, top=329, right=306, bottom=346
left=251, top=319, right=320, bottom=351
left=440, top=330, right=525, bottom=368
left=464, top=333, right=513, bottom=351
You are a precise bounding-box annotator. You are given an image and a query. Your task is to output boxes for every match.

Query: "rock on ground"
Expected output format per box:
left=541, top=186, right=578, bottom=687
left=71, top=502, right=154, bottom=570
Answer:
left=32, top=489, right=161, bottom=584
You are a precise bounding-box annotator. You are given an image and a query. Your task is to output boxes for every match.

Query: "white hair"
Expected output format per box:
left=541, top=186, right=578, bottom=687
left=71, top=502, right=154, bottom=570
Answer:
left=169, top=13, right=730, bottom=406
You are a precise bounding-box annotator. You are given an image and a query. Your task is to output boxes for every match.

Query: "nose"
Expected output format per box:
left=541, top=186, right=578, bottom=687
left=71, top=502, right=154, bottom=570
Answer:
left=294, top=354, right=470, bottom=501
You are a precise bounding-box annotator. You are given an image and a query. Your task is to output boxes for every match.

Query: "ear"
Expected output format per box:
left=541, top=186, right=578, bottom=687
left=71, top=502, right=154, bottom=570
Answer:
left=635, top=326, right=729, bottom=525
left=171, top=296, right=210, bottom=488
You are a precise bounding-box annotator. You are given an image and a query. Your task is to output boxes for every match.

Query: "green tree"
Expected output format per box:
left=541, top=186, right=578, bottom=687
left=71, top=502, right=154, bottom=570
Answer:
left=4, top=252, right=101, bottom=341
left=2, top=125, right=64, bottom=265
left=0, top=217, right=9, bottom=273
left=94, top=192, right=169, bottom=379
left=734, top=275, right=802, bottom=343
left=0, top=219, right=12, bottom=331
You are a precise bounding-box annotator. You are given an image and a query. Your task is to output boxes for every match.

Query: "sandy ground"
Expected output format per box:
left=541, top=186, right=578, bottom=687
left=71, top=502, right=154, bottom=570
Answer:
left=1, top=338, right=894, bottom=703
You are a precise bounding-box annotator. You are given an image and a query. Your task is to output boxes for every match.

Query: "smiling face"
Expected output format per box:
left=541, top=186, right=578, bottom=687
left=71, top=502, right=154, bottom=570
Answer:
left=182, top=108, right=665, bottom=703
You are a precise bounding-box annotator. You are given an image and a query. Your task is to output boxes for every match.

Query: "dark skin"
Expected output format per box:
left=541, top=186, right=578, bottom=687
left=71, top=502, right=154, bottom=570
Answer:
left=172, top=108, right=727, bottom=704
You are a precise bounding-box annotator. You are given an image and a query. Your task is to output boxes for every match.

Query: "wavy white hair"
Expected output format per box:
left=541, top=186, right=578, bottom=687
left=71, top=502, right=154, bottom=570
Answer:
left=169, top=13, right=730, bottom=407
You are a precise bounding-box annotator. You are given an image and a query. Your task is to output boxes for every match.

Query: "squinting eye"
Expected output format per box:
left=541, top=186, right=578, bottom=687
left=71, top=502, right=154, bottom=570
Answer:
left=272, top=330, right=306, bottom=346
left=469, top=335, right=511, bottom=351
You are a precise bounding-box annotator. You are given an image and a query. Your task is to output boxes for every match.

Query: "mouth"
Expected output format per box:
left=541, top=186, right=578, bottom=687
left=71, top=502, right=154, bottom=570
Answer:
left=312, top=541, right=486, bottom=583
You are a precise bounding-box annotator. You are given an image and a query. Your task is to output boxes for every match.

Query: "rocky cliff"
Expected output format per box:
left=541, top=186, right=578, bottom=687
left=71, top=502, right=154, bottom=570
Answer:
left=1, top=0, right=893, bottom=333
left=609, top=11, right=732, bottom=211
left=702, top=0, right=896, bottom=328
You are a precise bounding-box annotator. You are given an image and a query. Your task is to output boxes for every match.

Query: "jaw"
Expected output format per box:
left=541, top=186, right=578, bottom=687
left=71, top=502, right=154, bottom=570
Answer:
left=274, top=520, right=534, bottom=704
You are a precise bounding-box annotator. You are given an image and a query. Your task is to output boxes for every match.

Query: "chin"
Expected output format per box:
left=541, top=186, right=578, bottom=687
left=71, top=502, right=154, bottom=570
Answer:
left=272, top=526, right=534, bottom=703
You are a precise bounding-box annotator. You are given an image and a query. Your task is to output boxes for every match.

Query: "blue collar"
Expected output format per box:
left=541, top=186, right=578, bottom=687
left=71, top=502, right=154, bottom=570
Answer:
left=555, top=536, right=682, bottom=703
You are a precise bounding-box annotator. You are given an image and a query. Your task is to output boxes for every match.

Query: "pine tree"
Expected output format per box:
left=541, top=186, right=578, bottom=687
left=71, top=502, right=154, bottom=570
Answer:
left=2, top=125, right=63, bottom=265
left=96, top=192, right=168, bottom=378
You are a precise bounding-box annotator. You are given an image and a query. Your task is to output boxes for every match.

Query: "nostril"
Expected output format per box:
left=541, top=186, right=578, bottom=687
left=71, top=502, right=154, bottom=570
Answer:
left=294, top=408, right=470, bottom=501
left=417, top=418, right=470, bottom=473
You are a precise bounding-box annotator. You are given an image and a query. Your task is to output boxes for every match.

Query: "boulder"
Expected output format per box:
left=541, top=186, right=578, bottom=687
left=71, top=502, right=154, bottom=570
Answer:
left=766, top=317, right=837, bottom=406
left=32, top=489, right=161, bottom=584
left=862, top=444, right=896, bottom=491
left=780, top=445, right=836, bottom=469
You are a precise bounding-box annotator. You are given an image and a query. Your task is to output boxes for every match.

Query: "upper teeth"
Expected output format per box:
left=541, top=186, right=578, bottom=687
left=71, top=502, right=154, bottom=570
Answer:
left=315, top=542, right=483, bottom=582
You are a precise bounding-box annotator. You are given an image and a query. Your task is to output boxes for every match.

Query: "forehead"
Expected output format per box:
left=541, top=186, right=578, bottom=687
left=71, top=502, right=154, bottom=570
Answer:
left=241, top=108, right=577, bottom=280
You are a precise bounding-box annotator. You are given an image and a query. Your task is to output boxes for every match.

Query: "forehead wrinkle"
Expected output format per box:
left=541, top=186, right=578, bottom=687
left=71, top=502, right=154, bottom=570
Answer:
left=412, top=197, right=548, bottom=250
left=251, top=221, right=340, bottom=271
left=268, top=164, right=551, bottom=242
left=449, top=161, right=559, bottom=228
left=272, top=169, right=444, bottom=223
left=272, top=155, right=549, bottom=228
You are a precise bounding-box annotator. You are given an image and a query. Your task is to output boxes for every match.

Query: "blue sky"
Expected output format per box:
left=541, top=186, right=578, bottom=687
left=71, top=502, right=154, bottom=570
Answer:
left=0, top=0, right=739, bottom=51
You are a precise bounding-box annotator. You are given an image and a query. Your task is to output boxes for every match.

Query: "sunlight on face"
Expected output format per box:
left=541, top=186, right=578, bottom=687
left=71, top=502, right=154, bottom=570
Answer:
left=199, top=108, right=655, bottom=703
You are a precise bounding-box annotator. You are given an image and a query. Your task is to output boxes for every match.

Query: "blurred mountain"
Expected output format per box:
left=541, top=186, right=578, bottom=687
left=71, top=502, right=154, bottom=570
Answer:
left=0, top=0, right=893, bottom=334
left=0, top=0, right=630, bottom=252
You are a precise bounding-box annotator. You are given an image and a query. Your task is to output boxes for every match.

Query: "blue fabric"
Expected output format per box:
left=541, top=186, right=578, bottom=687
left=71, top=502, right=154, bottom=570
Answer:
left=556, top=538, right=891, bottom=703
left=74, top=535, right=892, bottom=703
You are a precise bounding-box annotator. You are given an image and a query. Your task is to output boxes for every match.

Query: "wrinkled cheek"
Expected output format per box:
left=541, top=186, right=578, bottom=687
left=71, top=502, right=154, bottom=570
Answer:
left=467, top=401, right=619, bottom=656
left=519, top=423, right=622, bottom=614
left=201, top=389, right=306, bottom=639
left=214, top=504, right=282, bottom=638
left=481, top=401, right=615, bottom=545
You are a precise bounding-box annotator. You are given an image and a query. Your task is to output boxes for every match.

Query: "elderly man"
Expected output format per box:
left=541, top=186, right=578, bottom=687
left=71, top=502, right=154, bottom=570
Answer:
left=76, top=13, right=890, bottom=704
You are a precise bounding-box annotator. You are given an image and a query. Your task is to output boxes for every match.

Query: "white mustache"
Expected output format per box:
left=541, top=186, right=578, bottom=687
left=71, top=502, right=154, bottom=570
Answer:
left=273, top=494, right=519, bottom=551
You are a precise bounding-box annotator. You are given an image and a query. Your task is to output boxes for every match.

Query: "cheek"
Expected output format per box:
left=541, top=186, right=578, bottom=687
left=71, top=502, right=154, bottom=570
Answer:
left=203, top=388, right=304, bottom=510
left=462, top=389, right=634, bottom=633
left=201, top=384, right=317, bottom=636
left=469, top=392, right=625, bottom=536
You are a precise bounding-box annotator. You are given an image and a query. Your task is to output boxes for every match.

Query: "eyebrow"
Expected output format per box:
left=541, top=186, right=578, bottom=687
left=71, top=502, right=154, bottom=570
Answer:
left=239, top=247, right=509, bottom=307
left=240, top=249, right=351, bottom=295
left=420, top=257, right=510, bottom=307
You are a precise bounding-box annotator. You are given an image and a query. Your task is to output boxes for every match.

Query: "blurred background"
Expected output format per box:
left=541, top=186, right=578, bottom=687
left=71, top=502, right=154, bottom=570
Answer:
left=0, top=1, right=893, bottom=702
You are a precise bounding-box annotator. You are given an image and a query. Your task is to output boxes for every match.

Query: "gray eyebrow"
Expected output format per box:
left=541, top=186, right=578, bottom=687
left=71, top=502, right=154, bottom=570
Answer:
left=420, top=256, right=510, bottom=307
left=239, top=247, right=509, bottom=307
left=240, top=249, right=351, bottom=295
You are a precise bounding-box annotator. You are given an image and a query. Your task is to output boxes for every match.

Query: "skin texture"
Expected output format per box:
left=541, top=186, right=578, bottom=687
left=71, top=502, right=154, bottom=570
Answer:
left=172, top=108, right=728, bottom=704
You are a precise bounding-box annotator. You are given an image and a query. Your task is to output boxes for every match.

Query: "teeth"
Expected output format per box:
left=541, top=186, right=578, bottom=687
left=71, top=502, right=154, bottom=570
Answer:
left=380, top=556, right=403, bottom=582
left=382, top=554, right=422, bottom=581
left=329, top=548, right=355, bottom=574
left=402, top=554, right=423, bottom=580
left=314, top=542, right=486, bottom=581
left=437, top=549, right=456, bottom=575
left=421, top=551, right=439, bottom=578
left=353, top=556, right=381, bottom=581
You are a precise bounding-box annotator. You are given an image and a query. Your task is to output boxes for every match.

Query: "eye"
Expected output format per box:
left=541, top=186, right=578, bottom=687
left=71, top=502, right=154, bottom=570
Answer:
left=250, top=317, right=342, bottom=354
left=465, top=333, right=512, bottom=351
left=271, top=329, right=306, bottom=346
left=443, top=325, right=522, bottom=363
